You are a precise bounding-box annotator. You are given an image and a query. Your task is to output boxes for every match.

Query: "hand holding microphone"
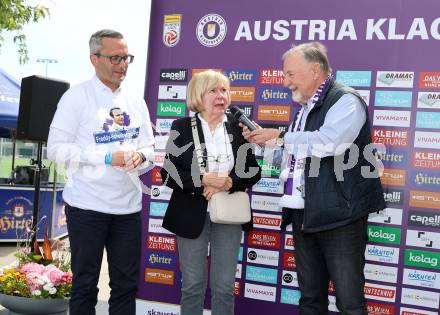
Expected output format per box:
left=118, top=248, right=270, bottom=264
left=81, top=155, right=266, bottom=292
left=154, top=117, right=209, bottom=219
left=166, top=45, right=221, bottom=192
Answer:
left=230, top=105, right=282, bottom=146
left=229, top=105, right=258, bottom=131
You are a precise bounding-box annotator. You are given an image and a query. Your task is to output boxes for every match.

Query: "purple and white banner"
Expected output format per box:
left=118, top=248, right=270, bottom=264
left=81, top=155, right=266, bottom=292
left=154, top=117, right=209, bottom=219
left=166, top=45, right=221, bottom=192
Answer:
left=137, top=1, right=440, bottom=314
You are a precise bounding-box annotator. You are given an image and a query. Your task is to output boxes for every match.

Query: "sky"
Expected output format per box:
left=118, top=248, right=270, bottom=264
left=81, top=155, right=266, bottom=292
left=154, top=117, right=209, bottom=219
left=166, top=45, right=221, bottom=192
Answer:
left=0, top=0, right=151, bottom=95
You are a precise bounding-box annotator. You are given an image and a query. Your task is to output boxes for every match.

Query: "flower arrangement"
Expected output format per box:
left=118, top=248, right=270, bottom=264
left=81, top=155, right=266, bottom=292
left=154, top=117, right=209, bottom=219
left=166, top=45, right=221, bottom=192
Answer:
left=0, top=219, right=72, bottom=299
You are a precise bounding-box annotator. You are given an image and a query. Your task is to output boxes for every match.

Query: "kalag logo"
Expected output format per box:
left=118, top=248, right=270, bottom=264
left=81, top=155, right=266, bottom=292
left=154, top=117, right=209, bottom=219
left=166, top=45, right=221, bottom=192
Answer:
left=405, top=250, right=439, bottom=269
left=196, top=14, right=227, bottom=47
left=157, top=102, right=185, bottom=117
left=368, top=226, right=400, bottom=244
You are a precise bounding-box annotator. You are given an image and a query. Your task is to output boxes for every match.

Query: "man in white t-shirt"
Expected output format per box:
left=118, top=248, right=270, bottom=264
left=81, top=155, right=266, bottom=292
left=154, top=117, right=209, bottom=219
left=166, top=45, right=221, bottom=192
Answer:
left=47, top=29, right=155, bottom=315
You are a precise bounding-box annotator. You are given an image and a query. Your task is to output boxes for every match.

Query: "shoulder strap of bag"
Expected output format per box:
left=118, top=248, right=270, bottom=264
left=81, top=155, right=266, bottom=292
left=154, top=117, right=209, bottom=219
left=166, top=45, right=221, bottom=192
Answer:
left=191, top=116, right=207, bottom=174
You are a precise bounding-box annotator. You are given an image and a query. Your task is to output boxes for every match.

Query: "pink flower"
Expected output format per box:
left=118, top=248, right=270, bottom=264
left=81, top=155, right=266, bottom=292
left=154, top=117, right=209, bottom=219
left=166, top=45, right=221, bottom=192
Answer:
left=21, top=262, right=45, bottom=274
left=42, top=265, right=64, bottom=286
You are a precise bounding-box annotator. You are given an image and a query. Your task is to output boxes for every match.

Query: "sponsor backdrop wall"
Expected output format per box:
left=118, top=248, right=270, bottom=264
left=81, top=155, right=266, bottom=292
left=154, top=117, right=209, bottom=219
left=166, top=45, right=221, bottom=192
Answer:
left=137, top=0, right=440, bottom=314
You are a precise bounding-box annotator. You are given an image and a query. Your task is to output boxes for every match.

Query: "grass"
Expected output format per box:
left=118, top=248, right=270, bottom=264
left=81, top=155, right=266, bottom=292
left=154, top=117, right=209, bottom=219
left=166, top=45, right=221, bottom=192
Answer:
left=0, top=157, right=65, bottom=183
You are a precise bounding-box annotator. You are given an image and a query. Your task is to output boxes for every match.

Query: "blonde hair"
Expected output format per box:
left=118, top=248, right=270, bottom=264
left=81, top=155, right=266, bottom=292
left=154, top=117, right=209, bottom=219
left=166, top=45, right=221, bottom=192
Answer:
left=187, top=70, right=231, bottom=112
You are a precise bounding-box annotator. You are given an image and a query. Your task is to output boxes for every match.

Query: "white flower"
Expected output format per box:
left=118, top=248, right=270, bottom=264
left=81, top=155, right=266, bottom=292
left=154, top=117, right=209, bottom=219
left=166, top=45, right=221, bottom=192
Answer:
left=43, top=283, right=54, bottom=291
left=32, top=290, right=42, bottom=296
left=48, top=287, right=57, bottom=295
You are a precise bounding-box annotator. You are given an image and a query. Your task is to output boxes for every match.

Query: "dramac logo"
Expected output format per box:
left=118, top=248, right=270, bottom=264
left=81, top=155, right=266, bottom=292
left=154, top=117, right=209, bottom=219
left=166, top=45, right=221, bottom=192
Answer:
left=376, top=71, right=414, bottom=88
left=412, top=151, right=440, bottom=169
left=260, top=69, right=284, bottom=85
left=372, top=128, right=409, bottom=147
left=162, top=15, right=182, bottom=47
left=373, top=110, right=411, bottom=127
left=408, top=210, right=440, bottom=229
left=196, top=14, right=227, bottom=47
left=418, top=92, right=440, bottom=109
left=419, top=72, right=440, bottom=89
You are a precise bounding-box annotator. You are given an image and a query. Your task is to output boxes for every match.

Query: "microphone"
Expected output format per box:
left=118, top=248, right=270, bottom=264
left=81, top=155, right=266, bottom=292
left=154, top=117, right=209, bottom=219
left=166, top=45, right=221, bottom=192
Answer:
left=229, top=106, right=257, bottom=131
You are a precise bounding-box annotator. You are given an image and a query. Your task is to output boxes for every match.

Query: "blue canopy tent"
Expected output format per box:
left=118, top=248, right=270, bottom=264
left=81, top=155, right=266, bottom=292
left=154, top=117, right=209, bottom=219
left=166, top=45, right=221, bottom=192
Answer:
left=0, top=68, right=20, bottom=138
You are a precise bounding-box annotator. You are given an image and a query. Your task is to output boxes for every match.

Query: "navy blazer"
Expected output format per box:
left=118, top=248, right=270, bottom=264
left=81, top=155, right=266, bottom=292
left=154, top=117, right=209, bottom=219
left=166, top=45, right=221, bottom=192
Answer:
left=160, top=113, right=262, bottom=239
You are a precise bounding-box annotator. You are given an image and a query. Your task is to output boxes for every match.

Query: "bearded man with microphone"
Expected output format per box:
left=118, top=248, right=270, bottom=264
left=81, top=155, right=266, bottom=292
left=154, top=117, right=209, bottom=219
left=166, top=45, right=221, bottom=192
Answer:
left=241, top=42, right=385, bottom=315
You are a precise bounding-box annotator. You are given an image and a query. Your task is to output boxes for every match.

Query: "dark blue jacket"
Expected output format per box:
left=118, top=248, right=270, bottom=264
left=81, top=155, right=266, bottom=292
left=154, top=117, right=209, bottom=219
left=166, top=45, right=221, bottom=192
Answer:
left=301, top=79, right=386, bottom=232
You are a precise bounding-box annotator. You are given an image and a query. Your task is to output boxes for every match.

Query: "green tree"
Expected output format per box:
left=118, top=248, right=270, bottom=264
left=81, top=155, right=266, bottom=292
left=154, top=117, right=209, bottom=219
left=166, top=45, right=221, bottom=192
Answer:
left=0, top=0, right=49, bottom=64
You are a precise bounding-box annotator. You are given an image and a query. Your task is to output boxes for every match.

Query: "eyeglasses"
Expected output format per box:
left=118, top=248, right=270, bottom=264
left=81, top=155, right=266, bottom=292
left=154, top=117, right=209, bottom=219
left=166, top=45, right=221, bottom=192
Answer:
left=95, top=53, right=134, bottom=65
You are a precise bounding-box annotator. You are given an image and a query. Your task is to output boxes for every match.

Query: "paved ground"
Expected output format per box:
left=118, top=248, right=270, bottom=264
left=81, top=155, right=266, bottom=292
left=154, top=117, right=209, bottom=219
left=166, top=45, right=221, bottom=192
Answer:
left=0, top=238, right=110, bottom=314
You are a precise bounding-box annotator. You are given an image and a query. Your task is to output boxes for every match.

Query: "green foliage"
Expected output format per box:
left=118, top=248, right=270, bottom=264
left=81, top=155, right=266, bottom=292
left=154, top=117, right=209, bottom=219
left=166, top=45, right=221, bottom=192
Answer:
left=0, top=0, right=50, bottom=64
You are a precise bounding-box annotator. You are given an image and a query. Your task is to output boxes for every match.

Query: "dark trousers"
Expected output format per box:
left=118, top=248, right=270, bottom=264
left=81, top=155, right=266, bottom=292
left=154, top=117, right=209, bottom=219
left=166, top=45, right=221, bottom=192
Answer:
left=289, top=209, right=368, bottom=315
left=65, top=204, right=141, bottom=315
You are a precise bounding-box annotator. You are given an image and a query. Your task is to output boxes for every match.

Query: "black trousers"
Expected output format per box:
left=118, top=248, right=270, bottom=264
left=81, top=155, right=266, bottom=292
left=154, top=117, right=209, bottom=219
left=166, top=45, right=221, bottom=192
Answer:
left=286, top=208, right=368, bottom=315
left=65, top=204, right=141, bottom=315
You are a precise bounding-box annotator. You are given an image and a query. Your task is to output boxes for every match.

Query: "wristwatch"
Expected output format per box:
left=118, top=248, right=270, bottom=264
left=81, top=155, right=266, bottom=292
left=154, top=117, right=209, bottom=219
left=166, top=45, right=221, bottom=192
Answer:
left=275, top=131, right=285, bottom=148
